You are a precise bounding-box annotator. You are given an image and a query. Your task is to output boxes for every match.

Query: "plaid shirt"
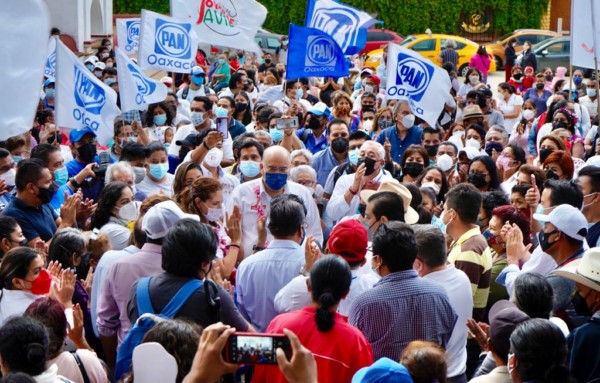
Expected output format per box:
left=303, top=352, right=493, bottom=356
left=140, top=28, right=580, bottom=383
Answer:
left=121, top=110, right=142, bottom=124
left=349, top=270, right=457, bottom=360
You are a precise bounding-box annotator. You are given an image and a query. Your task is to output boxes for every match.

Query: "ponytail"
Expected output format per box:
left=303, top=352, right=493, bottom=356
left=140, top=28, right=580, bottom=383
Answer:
left=315, top=288, right=336, bottom=332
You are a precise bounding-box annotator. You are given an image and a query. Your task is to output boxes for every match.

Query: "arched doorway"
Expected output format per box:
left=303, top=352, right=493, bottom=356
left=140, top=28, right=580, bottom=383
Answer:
left=90, top=0, right=104, bottom=35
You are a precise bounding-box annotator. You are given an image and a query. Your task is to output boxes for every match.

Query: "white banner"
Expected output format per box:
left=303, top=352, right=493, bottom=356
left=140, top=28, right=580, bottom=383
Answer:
left=115, top=47, right=169, bottom=113
left=386, top=43, right=452, bottom=128
left=55, top=40, right=121, bottom=146
left=45, top=36, right=57, bottom=80
left=571, top=0, right=600, bottom=69
left=0, top=0, right=50, bottom=141
left=116, top=18, right=141, bottom=54
left=170, top=0, right=266, bottom=55
left=138, top=10, right=198, bottom=74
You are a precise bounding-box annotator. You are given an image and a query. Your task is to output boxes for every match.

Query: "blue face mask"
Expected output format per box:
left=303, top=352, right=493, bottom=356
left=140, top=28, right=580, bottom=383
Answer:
left=348, top=148, right=360, bottom=166
left=12, top=156, right=23, bottom=164
left=534, top=204, right=546, bottom=225
left=215, top=107, right=229, bottom=118
left=239, top=160, right=261, bottom=178
left=296, top=88, right=304, bottom=100
left=265, top=172, right=288, bottom=191
left=270, top=129, right=284, bottom=142
left=191, top=75, right=205, bottom=86
left=54, top=166, right=69, bottom=186
left=149, top=163, right=169, bottom=179
left=45, top=88, right=55, bottom=99
left=153, top=114, right=167, bottom=126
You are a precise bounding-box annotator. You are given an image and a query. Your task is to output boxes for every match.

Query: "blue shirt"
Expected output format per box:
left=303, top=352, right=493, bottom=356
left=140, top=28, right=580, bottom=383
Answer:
left=235, top=239, right=305, bottom=332
left=523, top=88, right=552, bottom=116
left=49, top=184, right=74, bottom=215
left=376, top=125, right=423, bottom=165
left=312, top=148, right=346, bottom=187
left=229, top=119, right=247, bottom=140
left=296, top=128, right=329, bottom=154
left=1, top=197, right=58, bottom=242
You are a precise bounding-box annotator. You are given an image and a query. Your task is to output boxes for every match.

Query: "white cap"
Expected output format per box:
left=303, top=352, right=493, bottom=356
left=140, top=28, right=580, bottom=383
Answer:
left=142, top=200, right=200, bottom=239
left=94, top=61, right=106, bottom=70
left=553, top=247, right=600, bottom=292
left=160, top=76, right=173, bottom=86
left=458, top=146, right=480, bottom=161
left=85, top=56, right=99, bottom=64
left=532, top=204, right=588, bottom=241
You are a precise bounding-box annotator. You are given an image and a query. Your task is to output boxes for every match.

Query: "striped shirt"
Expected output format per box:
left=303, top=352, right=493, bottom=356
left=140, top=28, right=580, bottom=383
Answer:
left=448, top=227, right=493, bottom=322
left=348, top=270, right=457, bottom=360
left=440, top=48, right=459, bottom=71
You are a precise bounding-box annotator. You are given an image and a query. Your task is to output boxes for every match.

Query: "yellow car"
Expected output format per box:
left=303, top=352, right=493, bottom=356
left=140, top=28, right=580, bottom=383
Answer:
left=364, top=34, right=496, bottom=77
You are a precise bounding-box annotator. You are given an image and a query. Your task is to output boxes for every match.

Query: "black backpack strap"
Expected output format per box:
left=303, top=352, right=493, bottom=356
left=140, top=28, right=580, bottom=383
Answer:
left=71, top=351, right=91, bottom=383
left=300, top=128, right=311, bottom=143
left=182, top=86, right=189, bottom=101
left=204, top=278, right=221, bottom=324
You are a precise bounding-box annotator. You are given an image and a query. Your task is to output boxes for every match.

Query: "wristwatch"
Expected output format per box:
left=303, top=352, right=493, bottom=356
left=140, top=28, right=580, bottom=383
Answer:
left=69, top=177, right=82, bottom=189
left=252, top=245, right=265, bottom=253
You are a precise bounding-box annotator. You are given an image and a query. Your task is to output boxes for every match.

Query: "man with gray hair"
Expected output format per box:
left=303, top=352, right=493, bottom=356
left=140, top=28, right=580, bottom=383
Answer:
left=106, top=162, right=146, bottom=201
left=376, top=99, right=423, bottom=165
left=413, top=224, right=473, bottom=383
left=439, top=38, right=459, bottom=72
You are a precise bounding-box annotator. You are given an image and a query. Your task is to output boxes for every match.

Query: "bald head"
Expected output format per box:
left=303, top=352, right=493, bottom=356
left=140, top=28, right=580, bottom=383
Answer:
left=262, top=146, right=291, bottom=182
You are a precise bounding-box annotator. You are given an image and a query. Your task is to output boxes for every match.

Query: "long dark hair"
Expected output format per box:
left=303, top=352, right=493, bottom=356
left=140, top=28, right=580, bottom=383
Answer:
left=144, top=101, right=174, bottom=127
left=233, top=91, right=253, bottom=126
left=309, top=255, right=351, bottom=332
left=0, top=216, right=20, bottom=258
left=91, top=181, right=132, bottom=229
left=0, top=248, right=40, bottom=290
left=470, top=155, right=501, bottom=191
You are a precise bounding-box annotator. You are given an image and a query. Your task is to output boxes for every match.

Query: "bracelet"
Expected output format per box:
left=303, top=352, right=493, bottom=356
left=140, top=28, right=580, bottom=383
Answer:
left=229, top=244, right=240, bottom=249
left=252, top=245, right=265, bottom=253
left=69, top=177, right=81, bottom=189
left=348, top=187, right=358, bottom=195
left=202, top=140, right=210, bottom=150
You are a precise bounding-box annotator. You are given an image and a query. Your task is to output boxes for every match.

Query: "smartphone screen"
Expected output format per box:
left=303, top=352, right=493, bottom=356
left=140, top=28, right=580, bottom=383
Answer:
left=275, top=117, right=299, bottom=130
left=224, top=333, right=291, bottom=364
left=216, top=117, right=228, bottom=138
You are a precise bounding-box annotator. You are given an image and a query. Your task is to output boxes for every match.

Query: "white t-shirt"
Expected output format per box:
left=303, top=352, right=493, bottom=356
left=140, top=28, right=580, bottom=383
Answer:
left=136, top=172, right=174, bottom=197
left=497, top=93, right=523, bottom=134
left=168, top=122, right=234, bottom=162
left=176, top=85, right=215, bottom=103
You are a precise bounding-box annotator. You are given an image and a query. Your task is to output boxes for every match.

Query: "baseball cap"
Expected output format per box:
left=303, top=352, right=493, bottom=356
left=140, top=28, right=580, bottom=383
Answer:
left=142, top=200, right=200, bottom=240
left=488, top=300, right=529, bottom=359
left=94, top=61, right=106, bottom=71
left=43, top=79, right=55, bottom=87
left=360, top=67, right=374, bottom=77
left=85, top=56, right=99, bottom=65
left=367, top=75, right=381, bottom=86
left=458, top=146, right=481, bottom=161
left=327, top=220, right=368, bottom=263
left=360, top=180, right=419, bottom=224
left=191, top=66, right=205, bottom=76
left=352, top=358, right=413, bottom=383
left=69, top=128, right=96, bottom=143
left=160, top=76, right=173, bottom=86
left=308, top=102, right=331, bottom=117
left=532, top=204, right=588, bottom=241
left=553, top=247, right=600, bottom=292
left=175, top=133, right=201, bottom=148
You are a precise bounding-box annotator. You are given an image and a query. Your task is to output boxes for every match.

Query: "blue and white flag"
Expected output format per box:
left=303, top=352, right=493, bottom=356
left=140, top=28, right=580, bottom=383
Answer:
left=138, top=10, right=198, bottom=74
left=305, top=0, right=378, bottom=55
left=116, top=18, right=141, bottom=54
left=386, top=43, right=452, bottom=128
left=115, top=47, right=169, bottom=112
left=55, top=40, right=121, bottom=146
left=45, top=36, right=57, bottom=80
left=286, top=24, right=349, bottom=80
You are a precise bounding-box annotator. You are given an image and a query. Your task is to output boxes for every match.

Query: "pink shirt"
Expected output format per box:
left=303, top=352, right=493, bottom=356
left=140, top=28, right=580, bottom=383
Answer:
left=469, top=54, right=491, bottom=76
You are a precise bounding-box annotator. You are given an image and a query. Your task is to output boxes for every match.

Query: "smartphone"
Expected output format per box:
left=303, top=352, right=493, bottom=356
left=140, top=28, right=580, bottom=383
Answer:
left=224, top=333, right=292, bottom=364
left=216, top=117, right=228, bottom=138
left=276, top=117, right=299, bottom=130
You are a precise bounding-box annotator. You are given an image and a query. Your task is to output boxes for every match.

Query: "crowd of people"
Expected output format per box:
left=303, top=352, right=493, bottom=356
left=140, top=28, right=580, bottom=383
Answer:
left=0, top=28, right=598, bottom=383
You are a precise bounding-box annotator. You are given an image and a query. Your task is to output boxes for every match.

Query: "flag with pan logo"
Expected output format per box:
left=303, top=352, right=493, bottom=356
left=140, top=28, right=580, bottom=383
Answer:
left=116, top=18, right=141, bottom=53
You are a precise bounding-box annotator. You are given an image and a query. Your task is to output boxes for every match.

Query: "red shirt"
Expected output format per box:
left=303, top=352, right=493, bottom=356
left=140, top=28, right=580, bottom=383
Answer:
left=523, top=75, right=536, bottom=90
left=252, top=307, right=374, bottom=383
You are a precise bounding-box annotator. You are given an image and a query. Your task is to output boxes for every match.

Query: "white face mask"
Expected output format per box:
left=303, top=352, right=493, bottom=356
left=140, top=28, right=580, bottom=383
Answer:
left=132, top=166, right=146, bottom=184
left=521, top=109, right=535, bottom=121
left=401, top=113, right=415, bottom=128
left=435, top=154, right=453, bottom=172
left=204, top=148, right=223, bottom=168
left=204, top=207, right=224, bottom=222
left=362, top=119, right=374, bottom=131
left=422, top=181, right=441, bottom=195
left=469, top=75, right=480, bottom=85
left=0, top=168, right=16, bottom=187
left=119, top=201, right=138, bottom=222
left=466, top=138, right=481, bottom=149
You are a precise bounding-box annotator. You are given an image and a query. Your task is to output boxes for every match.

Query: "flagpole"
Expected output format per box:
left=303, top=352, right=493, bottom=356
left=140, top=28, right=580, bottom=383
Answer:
left=569, top=64, right=573, bottom=101
left=592, top=0, right=600, bottom=120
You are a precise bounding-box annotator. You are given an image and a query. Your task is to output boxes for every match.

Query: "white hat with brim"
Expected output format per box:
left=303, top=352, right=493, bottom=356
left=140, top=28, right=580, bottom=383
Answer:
left=552, top=247, right=600, bottom=292
left=360, top=180, right=419, bottom=224
left=532, top=204, right=588, bottom=241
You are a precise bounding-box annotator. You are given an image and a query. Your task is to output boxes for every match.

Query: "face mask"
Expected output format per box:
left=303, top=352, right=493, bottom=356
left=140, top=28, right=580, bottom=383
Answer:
left=149, top=163, right=169, bottom=179
left=264, top=172, right=287, bottom=191
left=435, top=154, right=453, bottom=172
left=424, top=144, right=438, bottom=157
left=265, top=58, right=272, bottom=65
left=133, top=166, right=146, bottom=184
left=190, top=111, right=205, bottom=127
left=202, top=203, right=223, bottom=222
left=118, top=137, right=137, bottom=148
left=270, top=129, right=284, bottom=142
left=522, top=109, right=535, bottom=120
left=534, top=204, right=546, bottom=225
left=468, top=173, right=487, bottom=188
left=106, top=62, right=114, bottom=68
left=496, top=155, right=513, bottom=171
left=77, top=143, right=97, bottom=164
left=94, top=70, right=103, bottom=78
left=583, top=193, right=598, bottom=209
left=363, top=85, right=374, bottom=94
left=215, top=107, right=228, bottom=118
left=119, top=201, right=138, bottom=222
left=545, top=74, right=553, bottom=81
left=100, top=53, right=109, bottom=59
left=281, top=40, right=288, bottom=46
left=545, top=169, right=559, bottom=180
left=26, top=269, right=53, bottom=295
left=235, top=102, right=248, bottom=112
left=54, top=166, right=69, bottom=187
left=348, top=148, right=360, bottom=166
left=12, top=156, right=23, bottom=164
left=357, top=157, right=377, bottom=176
left=104, top=78, right=116, bottom=86
left=401, top=114, right=415, bottom=128
left=85, top=63, right=94, bottom=71
left=357, top=203, right=366, bottom=217
left=204, top=148, right=223, bottom=168
left=0, top=168, right=16, bottom=187
left=431, top=214, right=447, bottom=234
left=422, top=181, right=441, bottom=195
left=277, top=70, right=285, bottom=78
left=296, top=88, right=304, bottom=100
left=587, top=89, right=597, bottom=97
left=552, top=121, right=568, bottom=130
left=572, top=291, right=593, bottom=316
left=308, top=116, right=322, bottom=130
left=38, top=183, right=58, bottom=204
left=331, top=137, right=349, bottom=154
left=362, top=120, right=373, bottom=131
left=191, top=76, right=205, bottom=86
left=574, top=77, right=583, bottom=85
left=153, top=114, right=167, bottom=126
left=484, top=141, right=503, bottom=156
left=218, top=58, right=226, bottom=64
left=378, top=118, right=392, bottom=130
left=403, top=162, right=424, bottom=178
left=469, top=75, right=480, bottom=84
left=536, top=83, right=545, bottom=90
left=539, top=229, right=558, bottom=252
left=45, top=88, right=55, bottom=99
left=483, top=229, right=499, bottom=246
left=239, top=160, right=261, bottom=178
left=466, top=138, right=481, bottom=150
left=539, top=148, right=554, bottom=164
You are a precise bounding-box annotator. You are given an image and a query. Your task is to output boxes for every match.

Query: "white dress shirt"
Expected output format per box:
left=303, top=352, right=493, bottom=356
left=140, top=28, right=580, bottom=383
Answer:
left=0, top=289, right=39, bottom=327
left=168, top=121, right=234, bottom=162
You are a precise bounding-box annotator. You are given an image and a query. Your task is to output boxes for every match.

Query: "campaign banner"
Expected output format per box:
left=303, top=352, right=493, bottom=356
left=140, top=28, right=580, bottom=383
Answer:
left=45, top=36, right=57, bottom=80
left=115, top=47, right=169, bottom=112
left=116, top=18, right=141, bottom=53
left=386, top=43, right=451, bottom=128
left=305, top=0, right=378, bottom=55
left=170, top=0, right=266, bottom=55
left=286, top=24, right=349, bottom=80
left=138, top=10, right=198, bottom=74
left=571, top=0, right=600, bottom=69
left=55, top=40, right=121, bottom=145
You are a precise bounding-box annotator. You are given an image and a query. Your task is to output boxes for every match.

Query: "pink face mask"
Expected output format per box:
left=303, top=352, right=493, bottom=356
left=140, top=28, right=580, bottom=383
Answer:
left=496, top=154, right=513, bottom=171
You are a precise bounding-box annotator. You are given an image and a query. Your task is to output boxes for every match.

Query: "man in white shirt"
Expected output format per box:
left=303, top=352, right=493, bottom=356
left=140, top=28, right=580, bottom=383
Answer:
left=326, top=141, right=394, bottom=223
left=413, top=224, right=473, bottom=383
left=176, top=66, right=215, bottom=103
left=227, top=146, right=323, bottom=257
left=273, top=79, right=312, bottom=114
left=579, top=79, right=598, bottom=120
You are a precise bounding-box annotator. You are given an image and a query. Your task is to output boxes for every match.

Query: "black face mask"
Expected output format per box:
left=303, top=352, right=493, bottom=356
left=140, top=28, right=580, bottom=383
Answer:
left=552, top=121, right=568, bottom=130
left=536, top=83, right=545, bottom=90
left=77, top=143, right=97, bottom=164
left=424, top=144, right=438, bottom=157
left=331, top=137, right=349, bottom=154
left=277, top=70, right=285, bottom=78
left=38, top=183, right=58, bottom=204
left=235, top=102, right=248, bottom=112
left=403, top=162, right=424, bottom=178
left=572, top=291, right=593, bottom=316
left=307, top=117, right=322, bottom=130
left=485, top=141, right=503, bottom=157
left=362, top=105, right=375, bottom=113
left=539, top=229, right=558, bottom=252
left=265, top=59, right=272, bottom=64
left=179, top=147, right=191, bottom=161
left=357, top=157, right=377, bottom=176
left=545, top=169, right=559, bottom=180
left=539, top=148, right=554, bottom=164
left=468, top=173, right=487, bottom=188
left=545, top=74, right=553, bottom=82
left=357, top=204, right=366, bottom=217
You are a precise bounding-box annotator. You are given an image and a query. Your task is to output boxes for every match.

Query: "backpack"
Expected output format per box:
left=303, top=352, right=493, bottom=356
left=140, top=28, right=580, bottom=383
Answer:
left=114, top=277, right=203, bottom=380
left=181, top=85, right=211, bottom=101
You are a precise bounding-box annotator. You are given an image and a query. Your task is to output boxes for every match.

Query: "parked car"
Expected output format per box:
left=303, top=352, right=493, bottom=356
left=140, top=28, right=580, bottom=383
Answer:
left=361, top=28, right=403, bottom=53
left=254, top=28, right=284, bottom=56
left=533, top=37, right=594, bottom=77
left=487, top=29, right=560, bottom=68
left=364, top=33, right=496, bottom=76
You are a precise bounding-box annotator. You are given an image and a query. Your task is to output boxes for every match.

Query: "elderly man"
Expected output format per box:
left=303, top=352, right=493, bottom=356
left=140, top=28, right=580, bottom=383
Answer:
left=227, top=146, right=323, bottom=257
left=326, top=141, right=394, bottom=223
left=376, top=100, right=423, bottom=165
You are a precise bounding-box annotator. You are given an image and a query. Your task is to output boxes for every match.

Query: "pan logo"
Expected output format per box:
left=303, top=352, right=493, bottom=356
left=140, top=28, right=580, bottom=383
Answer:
left=125, top=20, right=140, bottom=52
left=128, top=63, right=157, bottom=104
left=72, top=67, right=104, bottom=131
left=154, top=19, right=191, bottom=59
left=387, top=53, right=433, bottom=102
left=45, top=51, right=56, bottom=78
left=305, top=36, right=336, bottom=69
left=310, top=6, right=360, bottom=52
